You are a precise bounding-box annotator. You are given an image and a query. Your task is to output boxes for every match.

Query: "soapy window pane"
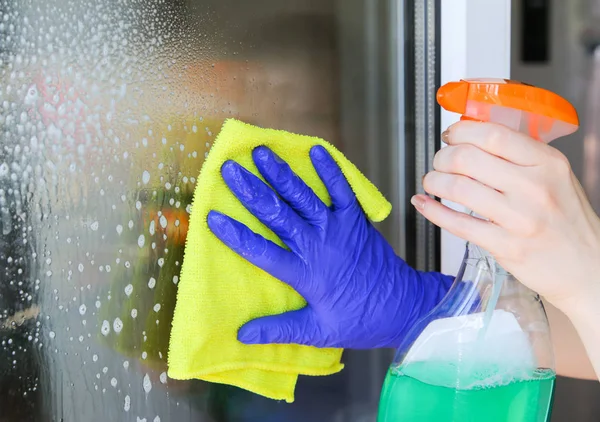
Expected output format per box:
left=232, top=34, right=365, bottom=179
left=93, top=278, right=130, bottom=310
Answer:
left=0, top=0, right=372, bottom=421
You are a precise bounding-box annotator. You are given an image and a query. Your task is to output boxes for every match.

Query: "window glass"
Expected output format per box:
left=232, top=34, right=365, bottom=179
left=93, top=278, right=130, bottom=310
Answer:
left=0, top=0, right=405, bottom=420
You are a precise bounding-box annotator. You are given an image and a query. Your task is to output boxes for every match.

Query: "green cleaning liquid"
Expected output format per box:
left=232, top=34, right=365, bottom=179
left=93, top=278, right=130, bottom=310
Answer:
left=377, top=362, right=555, bottom=422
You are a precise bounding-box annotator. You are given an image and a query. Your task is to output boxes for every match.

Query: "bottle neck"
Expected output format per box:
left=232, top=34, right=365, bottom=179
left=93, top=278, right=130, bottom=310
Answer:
left=464, top=241, right=507, bottom=275
left=462, top=241, right=541, bottom=301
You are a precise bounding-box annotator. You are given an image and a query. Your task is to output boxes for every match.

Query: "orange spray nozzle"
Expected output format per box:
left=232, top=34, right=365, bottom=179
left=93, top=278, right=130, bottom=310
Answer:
left=437, top=79, right=579, bottom=143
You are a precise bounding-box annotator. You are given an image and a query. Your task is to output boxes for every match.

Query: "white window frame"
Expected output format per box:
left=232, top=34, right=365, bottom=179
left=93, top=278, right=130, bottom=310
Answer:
left=440, top=0, right=512, bottom=275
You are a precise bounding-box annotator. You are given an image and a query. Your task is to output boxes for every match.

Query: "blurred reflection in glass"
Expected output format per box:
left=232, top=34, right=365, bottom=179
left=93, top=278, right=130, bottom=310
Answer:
left=0, top=0, right=354, bottom=419
left=0, top=0, right=346, bottom=422
left=228, top=13, right=341, bottom=147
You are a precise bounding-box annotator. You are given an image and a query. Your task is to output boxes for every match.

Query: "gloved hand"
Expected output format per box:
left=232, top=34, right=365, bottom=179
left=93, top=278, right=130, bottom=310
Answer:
left=207, top=145, right=453, bottom=349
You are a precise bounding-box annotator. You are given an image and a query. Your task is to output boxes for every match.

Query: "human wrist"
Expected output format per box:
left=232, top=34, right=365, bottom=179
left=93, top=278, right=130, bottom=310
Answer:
left=386, top=259, right=454, bottom=348
left=559, top=288, right=600, bottom=331
left=547, top=264, right=600, bottom=330
left=555, top=284, right=600, bottom=381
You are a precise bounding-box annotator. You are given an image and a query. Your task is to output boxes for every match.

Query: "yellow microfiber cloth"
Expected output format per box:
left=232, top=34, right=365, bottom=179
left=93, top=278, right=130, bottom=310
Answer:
left=168, top=118, right=392, bottom=403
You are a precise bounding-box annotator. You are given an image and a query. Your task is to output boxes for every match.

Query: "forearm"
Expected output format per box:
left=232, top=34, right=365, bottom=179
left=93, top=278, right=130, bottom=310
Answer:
left=395, top=258, right=453, bottom=323
left=416, top=271, right=455, bottom=312
left=386, top=259, right=454, bottom=348
left=545, top=302, right=597, bottom=380
left=561, top=297, right=600, bottom=382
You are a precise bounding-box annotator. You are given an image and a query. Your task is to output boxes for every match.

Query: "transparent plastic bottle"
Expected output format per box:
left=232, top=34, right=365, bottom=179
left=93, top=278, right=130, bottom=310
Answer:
left=378, top=243, right=555, bottom=422
left=377, top=79, right=579, bottom=422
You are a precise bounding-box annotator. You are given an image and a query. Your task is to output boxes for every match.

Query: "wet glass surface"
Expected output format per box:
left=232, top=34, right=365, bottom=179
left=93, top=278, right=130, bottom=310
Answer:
left=0, top=0, right=403, bottom=421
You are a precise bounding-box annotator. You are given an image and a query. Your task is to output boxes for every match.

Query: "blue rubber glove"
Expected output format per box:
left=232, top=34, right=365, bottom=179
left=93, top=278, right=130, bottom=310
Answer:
left=207, top=145, right=453, bottom=349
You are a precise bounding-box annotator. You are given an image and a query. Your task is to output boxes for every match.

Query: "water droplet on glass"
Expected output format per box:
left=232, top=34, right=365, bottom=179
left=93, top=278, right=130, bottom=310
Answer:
left=137, top=234, right=145, bottom=248
left=0, top=163, right=9, bottom=177
left=131, top=309, right=137, bottom=319
left=93, top=354, right=98, bottom=362
left=101, top=320, right=110, bottom=336
left=49, top=331, right=56, bottom=339
left=148, top=277, right=156, bottom=289
left=113, top=318, right=123, bottom=334
left=79, top=304, right=87, bottom=316
left=123, top=361, right=129, bottom=369
left=124, top=395, right=131, bottom=412
left=143, top=373, right=152, bottom=393
left=159, top=372, right=167, bottom=384
left=153, top=303, right=161, bottom=312
left=78, top=263, right=84, bottom=273
left=149, top=220, right=156, bottom=236
left=124, top=284, right=133, bottom=297
left=90, top=221, right=99, bottom=231
left=116, top=225, right=123, bottom=235
left=111, top=377, right=117, bottom=388
left=159, top=215, right=167, bottom=229
left=142, top=171, right=150, bottom=185
left=136, top=201, right=142, bottom=210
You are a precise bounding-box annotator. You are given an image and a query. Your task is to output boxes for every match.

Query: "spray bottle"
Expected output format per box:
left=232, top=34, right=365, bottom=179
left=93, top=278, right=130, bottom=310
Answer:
left=377, top=79, right=579, bottom=422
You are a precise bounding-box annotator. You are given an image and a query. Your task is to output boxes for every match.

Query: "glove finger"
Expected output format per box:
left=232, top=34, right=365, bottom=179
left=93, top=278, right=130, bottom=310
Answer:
left=252, top=146, right=328, bottom=225
left=309, top=145, right=357, bottom=211
left=207, top=211, right=304, bottom=286
left=221, top=161, right=307, bottom=253
left=237, top=308, right=322, bottom=346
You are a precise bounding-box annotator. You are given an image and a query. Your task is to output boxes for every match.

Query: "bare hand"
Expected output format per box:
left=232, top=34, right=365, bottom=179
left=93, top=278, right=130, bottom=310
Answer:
left=412, top=121, right=600, bottom=317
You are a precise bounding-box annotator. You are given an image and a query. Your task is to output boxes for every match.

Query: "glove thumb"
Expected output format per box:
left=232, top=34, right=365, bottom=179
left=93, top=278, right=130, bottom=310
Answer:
left=238, top=308, right=318, bottom=346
